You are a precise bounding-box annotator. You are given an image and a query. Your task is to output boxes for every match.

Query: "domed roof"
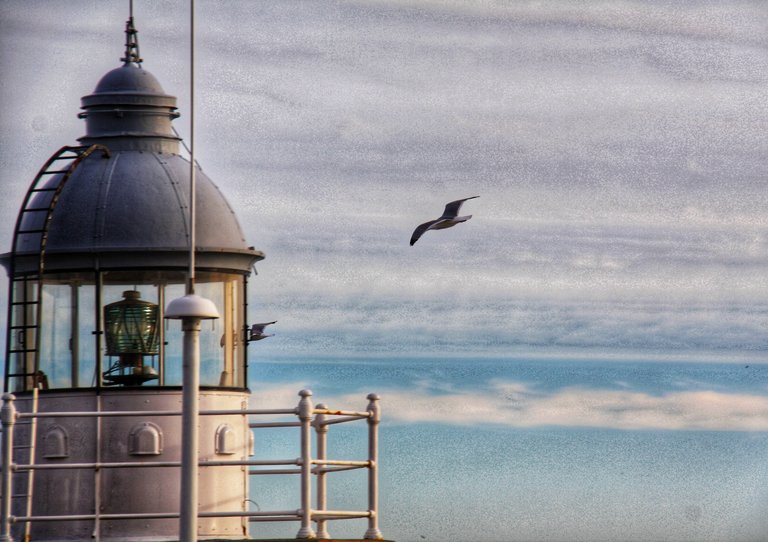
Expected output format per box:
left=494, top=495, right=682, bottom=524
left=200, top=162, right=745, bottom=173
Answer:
left=26, top=150, right=263, bottom=272
left=93, top=64, right=166, bottom=96
left=80, top=63, right=178, bottom=110
left=78, top=62, right=179, bottom=150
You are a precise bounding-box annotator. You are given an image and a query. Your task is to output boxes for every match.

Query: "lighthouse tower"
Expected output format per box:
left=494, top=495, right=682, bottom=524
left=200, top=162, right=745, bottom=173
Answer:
left=1, top=15, right=263, bottom=541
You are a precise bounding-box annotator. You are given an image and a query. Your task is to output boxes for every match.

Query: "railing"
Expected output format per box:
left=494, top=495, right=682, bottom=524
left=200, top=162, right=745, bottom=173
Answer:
left=0, top=389, right=383, bottom=541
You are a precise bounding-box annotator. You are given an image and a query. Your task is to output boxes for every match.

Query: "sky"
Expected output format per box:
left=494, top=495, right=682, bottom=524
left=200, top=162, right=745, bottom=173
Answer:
left=3, top=2, right=768, bottom=541
left=2, top=1, right=768, bottom=362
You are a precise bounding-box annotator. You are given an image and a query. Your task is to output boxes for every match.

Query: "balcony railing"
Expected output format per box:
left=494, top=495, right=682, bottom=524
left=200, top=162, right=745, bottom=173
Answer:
left=0, top=389, right=384, bottom=541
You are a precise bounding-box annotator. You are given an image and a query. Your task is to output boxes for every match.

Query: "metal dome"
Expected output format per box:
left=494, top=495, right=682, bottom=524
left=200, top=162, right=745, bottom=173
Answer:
left=91, top=64, right=167, bottom=96
left=78, top=63, right=181, bottom=152
left=19, top=150, right=262, bottom=273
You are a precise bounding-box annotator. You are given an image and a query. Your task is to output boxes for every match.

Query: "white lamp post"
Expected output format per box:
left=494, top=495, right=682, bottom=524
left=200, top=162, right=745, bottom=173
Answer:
left=165, top=294, right=219, bottom=542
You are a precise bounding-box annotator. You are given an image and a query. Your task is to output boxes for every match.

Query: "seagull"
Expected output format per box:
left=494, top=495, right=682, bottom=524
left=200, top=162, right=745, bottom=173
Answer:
left=249, top=321, right=276, bottom=341
left=410, top=196, right=479, bottom=246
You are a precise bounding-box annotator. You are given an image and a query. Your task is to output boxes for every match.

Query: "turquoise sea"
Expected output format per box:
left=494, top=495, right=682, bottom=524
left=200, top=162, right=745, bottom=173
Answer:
left=246, top=358, right=768, bottom=542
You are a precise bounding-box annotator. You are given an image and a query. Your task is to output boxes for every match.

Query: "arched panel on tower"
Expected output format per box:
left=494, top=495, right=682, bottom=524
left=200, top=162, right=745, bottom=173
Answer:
left=43, top=425, right=69, bottom=459
left=128, top=421, right=163, bottom=456
left=215, top=423, right=237, bottom=455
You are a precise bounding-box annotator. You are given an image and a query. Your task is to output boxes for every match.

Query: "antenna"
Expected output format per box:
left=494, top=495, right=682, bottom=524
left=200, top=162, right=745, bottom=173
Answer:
left=188, top=0, right=196, bottom=296
left=121, top=0, right=142, bottom=65
left=173, top=3, right=212, bottom=540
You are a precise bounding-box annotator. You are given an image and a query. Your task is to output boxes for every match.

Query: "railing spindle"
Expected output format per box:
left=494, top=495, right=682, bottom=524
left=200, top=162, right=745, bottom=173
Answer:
left=296, top=390, right=316, bottom=539
left=364, top=393, right=383, bottom=540
left=1, top=394, right=18, bottom=542
left=315, top=403, right=330, bottom=539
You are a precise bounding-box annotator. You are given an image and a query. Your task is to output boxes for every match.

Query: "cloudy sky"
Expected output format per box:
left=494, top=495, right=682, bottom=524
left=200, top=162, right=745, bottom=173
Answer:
left=3, top=1, right=768, bottom=356
left=3, top=3, right=768, bottom=540
left=2, top=1, right=768, bottom=362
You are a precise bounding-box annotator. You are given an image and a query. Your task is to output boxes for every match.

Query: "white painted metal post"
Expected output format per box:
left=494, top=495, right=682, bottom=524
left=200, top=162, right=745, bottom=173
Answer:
left=92, top=394, right=103, bottom=541
left=23, top=389, right=38, bottom=542
left=364, top=393, right=383, bottom=540
left=179, top=316, right=202, bottom=542
left=314, top=403, right=329, bottom=539
left=296, top=390, right=316, bottom=540
left=1, top=394, right=17, bottom=542
left=165, top=295, right=219, bottom=542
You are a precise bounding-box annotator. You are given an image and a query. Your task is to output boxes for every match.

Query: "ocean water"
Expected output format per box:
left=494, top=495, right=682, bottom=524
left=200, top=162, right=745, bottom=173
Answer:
left=247, top=358, right=768, bottom=542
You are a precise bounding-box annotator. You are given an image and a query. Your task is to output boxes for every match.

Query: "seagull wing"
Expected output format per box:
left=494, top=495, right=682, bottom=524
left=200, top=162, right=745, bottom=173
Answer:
left=441, top=196, right=479, bottom=219
left=251, top=321, right=277, bottom=333
left=410, top=219, right=439, bottom=246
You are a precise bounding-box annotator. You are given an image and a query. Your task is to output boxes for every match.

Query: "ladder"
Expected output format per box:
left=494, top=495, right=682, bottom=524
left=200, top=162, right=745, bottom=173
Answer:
left=4, top=145, right=110, bottom=392
left=8, top=389, right=40, bottom=542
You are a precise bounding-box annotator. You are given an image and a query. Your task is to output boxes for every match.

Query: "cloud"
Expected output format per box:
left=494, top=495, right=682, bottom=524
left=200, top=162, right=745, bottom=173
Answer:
left=250, top=292, right=768, bottom=359
left=250, top=379, right=768, bottom=432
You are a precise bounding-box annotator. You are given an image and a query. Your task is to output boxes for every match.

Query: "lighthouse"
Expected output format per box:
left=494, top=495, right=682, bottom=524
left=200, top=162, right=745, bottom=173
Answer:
left=0, top=13, right=262, bottom=541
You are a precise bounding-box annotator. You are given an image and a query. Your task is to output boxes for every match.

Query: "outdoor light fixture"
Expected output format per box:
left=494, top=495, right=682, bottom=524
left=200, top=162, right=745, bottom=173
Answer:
left=103, top=290, right=159, bottom=385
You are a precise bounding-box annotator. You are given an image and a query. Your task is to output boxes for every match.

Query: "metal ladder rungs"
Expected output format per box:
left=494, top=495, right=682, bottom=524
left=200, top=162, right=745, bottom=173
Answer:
left=5, top=144, right=106, bottom=397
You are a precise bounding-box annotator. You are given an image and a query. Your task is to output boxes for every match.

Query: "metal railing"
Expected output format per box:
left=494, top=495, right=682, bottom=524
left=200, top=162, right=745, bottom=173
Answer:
left=0, top=389, right=384, bottom=541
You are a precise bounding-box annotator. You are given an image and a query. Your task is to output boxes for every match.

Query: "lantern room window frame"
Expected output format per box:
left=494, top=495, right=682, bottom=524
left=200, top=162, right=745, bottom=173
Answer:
left=4, top=267, right=251, bottom=393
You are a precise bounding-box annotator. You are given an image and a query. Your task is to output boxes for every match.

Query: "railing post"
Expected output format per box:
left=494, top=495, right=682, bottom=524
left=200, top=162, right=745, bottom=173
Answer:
left=296, top=390, right=316, bottom=540
left=1, top=394, right=17, bottom=542
left=364, top=393, right=383, bottom=540
left=23, top=389, right=39, bottom=542
left=314, top=403, right=330, bottom=539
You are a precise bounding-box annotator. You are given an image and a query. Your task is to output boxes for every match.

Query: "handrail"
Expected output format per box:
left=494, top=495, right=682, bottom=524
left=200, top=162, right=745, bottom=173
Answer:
left=14, top=458, right=372, bottom=471
left=0, top=390, right=384, bottom=541
left=17, top=407, right=300, bottom=419
left=12, top=509, right=372, bottom=522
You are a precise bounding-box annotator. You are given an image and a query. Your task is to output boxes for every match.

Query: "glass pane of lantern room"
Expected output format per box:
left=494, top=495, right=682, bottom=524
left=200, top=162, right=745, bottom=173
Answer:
left=194, top=279, right=225, bottom=387
left=38, top=281, right=73, bottom=389
left=162, top=281, right=185, bottom=386
left=183, top=273, right=244, bottom=388
left=76, top=283, right=97, bottom=387
left=32, top=274, right=97, bottom=391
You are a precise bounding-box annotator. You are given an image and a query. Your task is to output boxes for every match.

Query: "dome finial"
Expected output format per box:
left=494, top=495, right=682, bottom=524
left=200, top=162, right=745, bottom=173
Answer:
left=121, top=1, right=142, bottom=66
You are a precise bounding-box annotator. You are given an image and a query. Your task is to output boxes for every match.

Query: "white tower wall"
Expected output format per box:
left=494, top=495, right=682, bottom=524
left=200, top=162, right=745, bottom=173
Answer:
left=12, top=390, right=250, bottom=541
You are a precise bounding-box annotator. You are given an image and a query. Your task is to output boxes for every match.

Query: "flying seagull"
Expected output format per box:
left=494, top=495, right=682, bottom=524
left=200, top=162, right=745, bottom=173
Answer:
left=249, top=321, right=276, bottom=341
left=410, top=196, right=479, bottom=246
